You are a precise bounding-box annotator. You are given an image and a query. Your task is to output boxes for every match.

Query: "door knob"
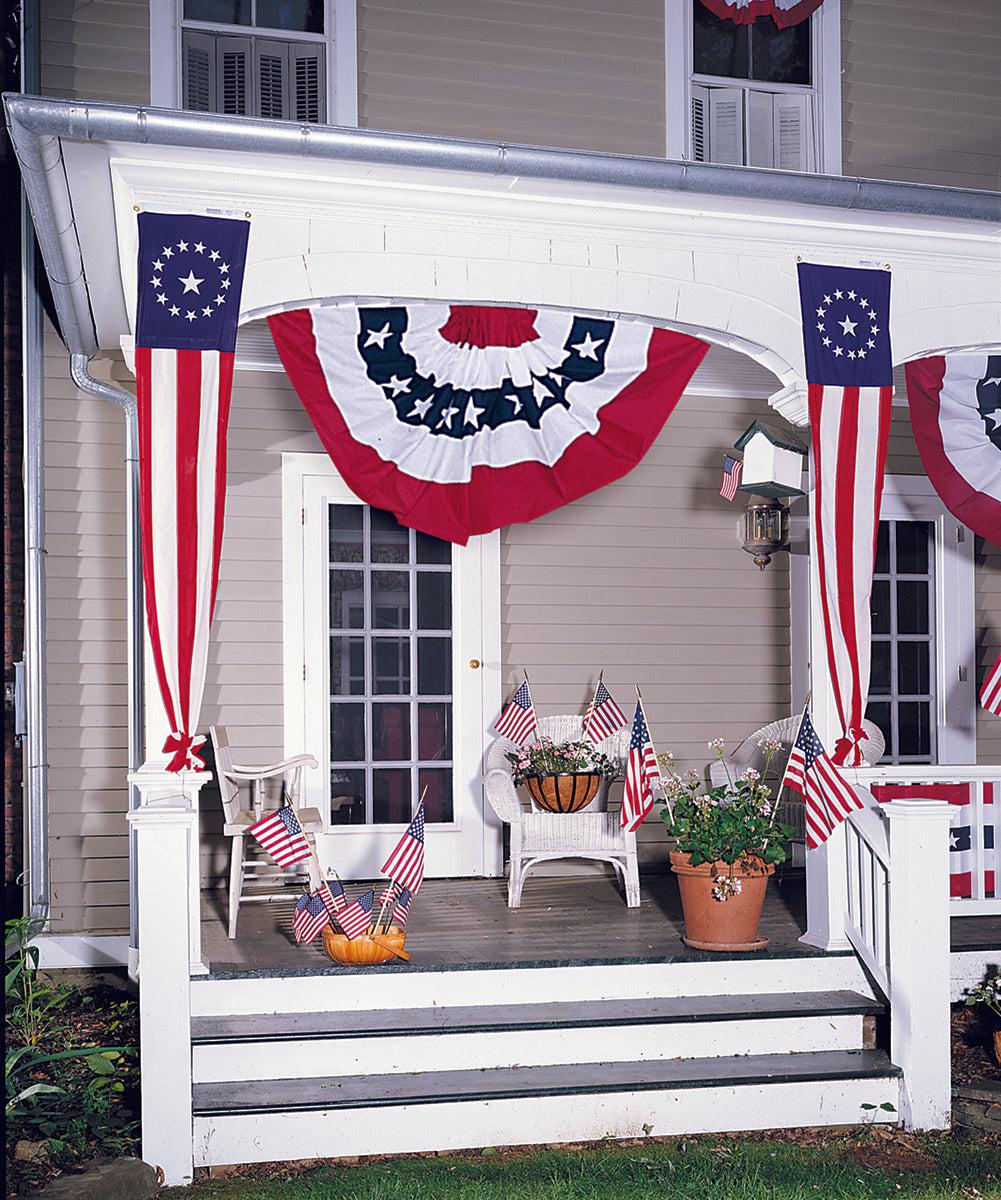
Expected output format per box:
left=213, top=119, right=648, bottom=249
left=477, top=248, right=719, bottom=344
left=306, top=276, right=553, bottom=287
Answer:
left=469, top=659, right=481, bottom=669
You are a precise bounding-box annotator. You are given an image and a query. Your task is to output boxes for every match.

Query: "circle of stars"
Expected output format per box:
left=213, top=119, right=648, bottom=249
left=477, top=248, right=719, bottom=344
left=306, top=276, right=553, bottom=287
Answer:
left=814, top=288, right=881, bottom=363
left=148, top=239, right=232, bottom=323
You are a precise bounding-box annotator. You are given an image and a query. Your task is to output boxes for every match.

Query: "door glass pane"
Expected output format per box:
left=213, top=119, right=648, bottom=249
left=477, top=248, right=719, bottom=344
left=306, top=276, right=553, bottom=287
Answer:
left=330, top=703, right=364, bottom=762
left=329, top=505, right=363, bottom=563
left=896, top=521, right=931, bottom=575
left=373, top=768, right=411, bottom=824
left=865, top=701, right=892, bottom=751
left=330, top=769, right=365, bottom=826
left=874, top=522, right=890, bottom=574
left=372, top=571, right=410, bottom=628
left=417, top=572, right=451, bottom=630
left=370, top=508, right=409, bottom=563
left=750, top=14, right=811, bottom=84
left=330, top=636, right=365, bottom=695
left=256, top=0, right=323, bottom=32
left=897, top=581, right=929, bottom=634
left=372, top=638, right=410, bottom=694
left=418, top=703, right=452, bottom=761
left=330, top=569, right=364, bottom=629
left=184, top=0, right=250, bottom=22
left=897, top=642, right=930, bottom=696
left=417, top=637, right=452, bottom=695
left=870, top=641, right=891, bottom=695
left=420, top=768, right=453, bottom=823
left=871, top=579, right=891, bottom=635
left=373, top=702, right=411, bottom=761
left=693, top=2, right=749, bottom=78
left=897, top=702, right=932, bottom=759
left=416, top=530, right=451, bottom=564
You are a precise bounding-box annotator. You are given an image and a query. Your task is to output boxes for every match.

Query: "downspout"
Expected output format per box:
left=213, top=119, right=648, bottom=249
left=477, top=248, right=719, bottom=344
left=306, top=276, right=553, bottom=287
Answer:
left=68, top=357, right=144, bottom=971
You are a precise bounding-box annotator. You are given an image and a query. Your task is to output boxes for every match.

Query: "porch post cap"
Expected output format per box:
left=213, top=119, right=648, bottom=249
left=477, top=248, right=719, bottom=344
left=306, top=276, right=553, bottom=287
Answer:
left=882, top=798, right=955, bottom=822
left=127, top=800, right=195, bottom=826
left=127, top=769, right=214, bottom=787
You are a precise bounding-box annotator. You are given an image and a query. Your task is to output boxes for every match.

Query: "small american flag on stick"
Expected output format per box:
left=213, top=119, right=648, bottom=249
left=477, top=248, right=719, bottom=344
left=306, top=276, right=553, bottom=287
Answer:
left=381, top=800, right=426, bottom=894
left=621, top=696, right=660, bottom=833
left=292, top=890, right=331, bottom=945
left=583, top=676, right=626, bottom=744
left=720, top=454, right=742, bottom=502
left=780, top=710, right=863, bottom=848
left=336, top=888, right=374, bottom=940
left=319, top=879, right=345, bottom=916
left=392, top=887, right=413, bottom=928
left=981, top=652, right=1001, bottom=716
left=248, top=805, right=312, bottom=868
left=494, top=678, right=538, bottom=744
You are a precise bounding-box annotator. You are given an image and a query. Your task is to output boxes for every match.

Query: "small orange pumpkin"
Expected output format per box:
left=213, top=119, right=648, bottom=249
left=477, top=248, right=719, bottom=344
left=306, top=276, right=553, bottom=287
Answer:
left=322, top=925, right=407, bottom=965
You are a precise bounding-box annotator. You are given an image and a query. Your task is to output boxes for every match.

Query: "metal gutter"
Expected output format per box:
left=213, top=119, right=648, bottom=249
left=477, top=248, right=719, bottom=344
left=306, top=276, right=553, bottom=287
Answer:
left=5, top=92, right=1000, bottom=227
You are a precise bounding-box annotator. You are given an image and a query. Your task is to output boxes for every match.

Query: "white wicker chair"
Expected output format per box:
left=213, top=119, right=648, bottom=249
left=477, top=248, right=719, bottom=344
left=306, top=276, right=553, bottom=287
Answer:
left=708, top=716, right=885, bottom=840
left=484, top=714, right=638, bottom=909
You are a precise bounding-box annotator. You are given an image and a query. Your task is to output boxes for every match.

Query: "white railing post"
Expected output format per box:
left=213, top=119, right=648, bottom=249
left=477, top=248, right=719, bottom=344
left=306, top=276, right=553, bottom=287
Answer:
left=127, top=798, right=196, bottom=1187
left=884, top=798, right=955, bottom=1130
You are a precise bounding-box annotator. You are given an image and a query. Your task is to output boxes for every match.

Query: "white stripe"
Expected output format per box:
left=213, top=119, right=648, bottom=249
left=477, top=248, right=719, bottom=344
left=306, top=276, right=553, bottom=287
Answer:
left=188, top=351, right=221, bottom=735
left=150, top=349, right=181, bottom=727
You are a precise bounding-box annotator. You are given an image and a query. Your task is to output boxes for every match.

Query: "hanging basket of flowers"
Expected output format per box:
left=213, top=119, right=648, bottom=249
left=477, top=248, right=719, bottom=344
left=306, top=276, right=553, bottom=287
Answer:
left=508, top=737, right=617, bottom=814
left=657, top=738, right=795, bottom=951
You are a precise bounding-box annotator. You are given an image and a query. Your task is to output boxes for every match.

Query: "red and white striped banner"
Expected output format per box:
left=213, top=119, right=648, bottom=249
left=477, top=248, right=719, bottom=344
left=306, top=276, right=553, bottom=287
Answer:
left=134, top=213, right=250, bottom=771
left=697, top=0, right=823, bottom=28
left=983, top=653, right=1001, bottom=716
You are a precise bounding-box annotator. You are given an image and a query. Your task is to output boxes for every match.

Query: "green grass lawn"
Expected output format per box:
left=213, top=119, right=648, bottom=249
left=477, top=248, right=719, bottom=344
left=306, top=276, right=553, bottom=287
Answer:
left=171, top=1135, right=1001, bottom=1200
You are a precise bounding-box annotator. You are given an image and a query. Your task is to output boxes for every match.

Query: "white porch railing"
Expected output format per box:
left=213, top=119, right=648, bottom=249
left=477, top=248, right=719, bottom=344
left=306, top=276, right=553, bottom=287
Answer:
left=842, top=792, right=955, bottom=1129
left=853, top=766, right=1001, bottom=916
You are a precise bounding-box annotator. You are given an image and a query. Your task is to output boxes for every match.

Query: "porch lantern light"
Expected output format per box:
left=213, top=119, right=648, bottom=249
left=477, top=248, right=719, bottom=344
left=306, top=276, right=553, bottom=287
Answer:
left=741, top=497, right=788, bottom=571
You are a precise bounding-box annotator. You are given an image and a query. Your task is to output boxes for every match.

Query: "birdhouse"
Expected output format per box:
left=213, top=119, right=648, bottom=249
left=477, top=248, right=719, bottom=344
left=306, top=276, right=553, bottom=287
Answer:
left=733, top=420, right=808, bottom=499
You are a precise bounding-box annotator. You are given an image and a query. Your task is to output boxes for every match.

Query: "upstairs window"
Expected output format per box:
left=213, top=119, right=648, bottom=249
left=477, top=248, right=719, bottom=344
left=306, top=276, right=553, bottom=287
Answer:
left=688, top=1, right=818, bottom=171
left=181, top=0, right=326, bottom=122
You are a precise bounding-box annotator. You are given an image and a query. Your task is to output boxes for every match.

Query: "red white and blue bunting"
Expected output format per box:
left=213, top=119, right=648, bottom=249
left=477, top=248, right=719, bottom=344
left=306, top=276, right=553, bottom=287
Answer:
left=269, top=304, right=709, bottom=545
left=904, top=354, right=1001, bottom=548
left=697, top=0, right=824, bottom=28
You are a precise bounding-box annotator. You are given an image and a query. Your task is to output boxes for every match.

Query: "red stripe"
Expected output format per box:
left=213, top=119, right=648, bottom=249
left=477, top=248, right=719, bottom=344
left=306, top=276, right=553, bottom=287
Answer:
left=210, top=352, right=234, bottom=620
left=269, top=309, right=709, bottom=545
left=696, top=0, right=822, bottom=27
left=174, top=351, right=202, bottom=736
left=135, top=347, right=178, bottom=733
left=833, top=387, right=863, bottom=735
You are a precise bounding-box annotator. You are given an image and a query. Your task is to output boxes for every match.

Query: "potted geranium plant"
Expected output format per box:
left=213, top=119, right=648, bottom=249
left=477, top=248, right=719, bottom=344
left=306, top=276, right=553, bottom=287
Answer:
left=965, top=970, right=1001, bottom=1065
left=507, top=736, right=617, bottom=814
left=657, top=738, right=795, bottom=951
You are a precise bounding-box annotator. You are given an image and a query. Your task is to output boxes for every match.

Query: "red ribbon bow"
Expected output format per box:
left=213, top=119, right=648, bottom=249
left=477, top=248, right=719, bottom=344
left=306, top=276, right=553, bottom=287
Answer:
left=833, top=726, right=869, bottom=768
left=163, top=732, right=207, bottom=773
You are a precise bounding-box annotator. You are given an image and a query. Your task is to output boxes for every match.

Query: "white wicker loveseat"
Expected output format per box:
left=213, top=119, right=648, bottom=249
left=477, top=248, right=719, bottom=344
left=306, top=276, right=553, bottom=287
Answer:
left=484, top=714, right=638, bottom=909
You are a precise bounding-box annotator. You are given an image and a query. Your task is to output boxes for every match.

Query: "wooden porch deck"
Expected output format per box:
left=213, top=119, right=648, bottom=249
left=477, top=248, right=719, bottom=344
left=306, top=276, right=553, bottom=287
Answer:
left=199, top=871, right=1001, bottom=976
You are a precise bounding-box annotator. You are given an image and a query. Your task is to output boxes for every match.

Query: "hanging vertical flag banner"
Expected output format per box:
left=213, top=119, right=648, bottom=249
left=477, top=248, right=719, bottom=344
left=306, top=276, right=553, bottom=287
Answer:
left=797, top=262, right=893, bottom=767
left=134, top=211, right=250, bottom=771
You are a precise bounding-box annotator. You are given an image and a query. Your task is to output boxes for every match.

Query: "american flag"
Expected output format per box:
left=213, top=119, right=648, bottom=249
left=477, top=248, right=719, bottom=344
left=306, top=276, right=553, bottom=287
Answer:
left=719, top=454, right=742, bottom=502
left=248, top=805, right=312, bottom=868
left=583, top=679, right=627, bottom=743
left=798, top=262, right=893, bottom=767
left=319, top=879, right=346, bottom=916
left=780, top=710, right=863, bottom=849
left=381, top=801, right=426, bottom=894
left=336, top=888, right=374, bottom=940
left=982, top=652, right=1001, bottom=716
left=292, top=889, right=331, bottom=945
left=494, top=680, right=538, bottom=744
left=392, top=887, right=413, bottom=928
left=134, top=212, right=249, bottom=773
left=621, top=700, right=660, bottom=833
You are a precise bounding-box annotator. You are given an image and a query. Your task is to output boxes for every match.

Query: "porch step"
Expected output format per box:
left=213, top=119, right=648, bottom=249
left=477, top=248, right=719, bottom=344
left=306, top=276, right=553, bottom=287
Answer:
left=190, top=990, right=882, bottom=1081
left=191, top=1049, right=901, bottom=1166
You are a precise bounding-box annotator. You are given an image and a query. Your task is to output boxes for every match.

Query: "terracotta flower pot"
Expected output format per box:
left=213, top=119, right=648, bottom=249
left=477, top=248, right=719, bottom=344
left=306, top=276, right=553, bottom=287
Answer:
left=523, top=772, right=602, bottom=813
left=670, top=851, right=774, bottom=951
left=994, top=1027, right=1001, bottom=1067
left=322, top=925, right=407, bottom=965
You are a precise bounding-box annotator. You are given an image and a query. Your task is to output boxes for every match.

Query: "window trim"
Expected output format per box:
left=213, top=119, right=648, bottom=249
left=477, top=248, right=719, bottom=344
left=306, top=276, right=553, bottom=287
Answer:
left=150, top=0, right=358, bottom=126
left=664, top=0, right=842, bottom=174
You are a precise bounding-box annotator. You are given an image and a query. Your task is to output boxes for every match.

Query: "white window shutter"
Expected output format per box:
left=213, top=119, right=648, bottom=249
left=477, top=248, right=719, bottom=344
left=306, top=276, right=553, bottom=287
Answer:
left=290, top=43, right=326, bottom=124
left=709, top=87, right=745, bottom=166
left=773, top=93, right=815, bottom=173
left=256, top=39, right=290, bottom=121
left=746, top=89, right=774, bottom=169
left=216, top=35, right=253, bottom=117
left=690, top=83, right=710, bottom=163
left=181, top=30, right=216, bottom=113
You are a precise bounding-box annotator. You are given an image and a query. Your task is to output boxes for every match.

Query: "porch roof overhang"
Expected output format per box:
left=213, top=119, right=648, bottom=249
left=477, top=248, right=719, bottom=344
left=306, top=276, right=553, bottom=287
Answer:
left=6, top=92, right=1000, bottom=423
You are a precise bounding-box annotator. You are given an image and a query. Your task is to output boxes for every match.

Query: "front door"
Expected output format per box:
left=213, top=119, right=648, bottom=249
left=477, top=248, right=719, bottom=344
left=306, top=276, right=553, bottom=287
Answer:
left=283, top=454, right=502, bottom=880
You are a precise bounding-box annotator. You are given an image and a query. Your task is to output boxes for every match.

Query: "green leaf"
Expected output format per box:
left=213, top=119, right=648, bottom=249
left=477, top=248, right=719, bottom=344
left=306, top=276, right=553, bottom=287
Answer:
left=85, top=1055, right=116, bottom=1075
left=879, top=1102, right=897, bottom=1112
left=481, top=1147, right=497, bottom=1157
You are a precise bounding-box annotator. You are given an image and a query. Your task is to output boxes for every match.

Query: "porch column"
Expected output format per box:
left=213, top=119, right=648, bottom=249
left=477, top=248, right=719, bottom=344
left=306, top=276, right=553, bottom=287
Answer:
left=127, top=800, right=195, bottom=1186
left=885, top=798, right=954, bottom=1130
left=800, top=467, right=853, bottom=951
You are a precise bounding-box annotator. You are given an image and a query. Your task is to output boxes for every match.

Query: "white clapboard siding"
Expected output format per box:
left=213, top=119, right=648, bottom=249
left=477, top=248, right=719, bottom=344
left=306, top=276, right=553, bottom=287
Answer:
left=357, top=0, right=665, bottom=155
left=41, top=0, right=150, bottom=106
left=841, top=0, right=1001, bottom=191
